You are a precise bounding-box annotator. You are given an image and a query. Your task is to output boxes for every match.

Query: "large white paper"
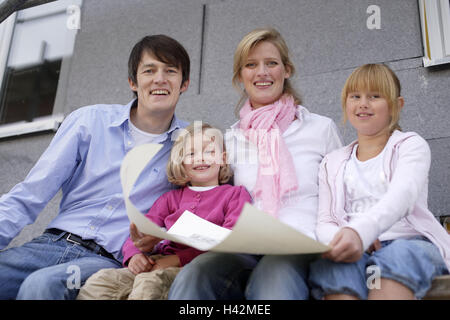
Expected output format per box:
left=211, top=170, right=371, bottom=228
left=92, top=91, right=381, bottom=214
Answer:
left=120, top=143, right=330, bottom=255
left=167, top=210, right=231, bottom=251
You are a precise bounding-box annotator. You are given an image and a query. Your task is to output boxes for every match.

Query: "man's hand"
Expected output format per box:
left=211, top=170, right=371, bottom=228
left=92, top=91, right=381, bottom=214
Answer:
left=322, top=227, right=364, bottom=263
left=127, top=253, right=156, bottom=275
left=129, top=223, right=162, bottom=253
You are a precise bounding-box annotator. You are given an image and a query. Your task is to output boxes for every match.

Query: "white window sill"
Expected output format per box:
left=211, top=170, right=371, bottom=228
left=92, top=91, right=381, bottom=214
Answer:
left=423, top=56, right=450, bottom=67
left=0, top=114, right=64, bottom=139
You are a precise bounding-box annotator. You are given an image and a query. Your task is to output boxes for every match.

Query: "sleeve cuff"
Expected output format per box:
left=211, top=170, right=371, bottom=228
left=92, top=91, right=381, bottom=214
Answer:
left=316, top=224, right=340, bottom=245
left=121, top=239, right=141, bottom=267
left=346, top=218, right=380, bottom=251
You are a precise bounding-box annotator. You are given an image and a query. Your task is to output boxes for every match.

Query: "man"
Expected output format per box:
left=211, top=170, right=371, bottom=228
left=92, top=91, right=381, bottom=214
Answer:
left=0, top=34, right=190, bottom=299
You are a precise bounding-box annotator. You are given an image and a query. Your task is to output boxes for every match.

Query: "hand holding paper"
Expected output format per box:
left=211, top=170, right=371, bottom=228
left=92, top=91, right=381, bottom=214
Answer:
left=129, top=223, right=162, bottom=253
left=120, top=143, right=330, bottom=255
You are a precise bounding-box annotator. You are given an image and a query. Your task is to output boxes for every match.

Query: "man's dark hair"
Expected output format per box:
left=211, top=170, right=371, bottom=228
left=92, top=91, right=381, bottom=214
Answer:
left=128, top=35, right=190, bottom=97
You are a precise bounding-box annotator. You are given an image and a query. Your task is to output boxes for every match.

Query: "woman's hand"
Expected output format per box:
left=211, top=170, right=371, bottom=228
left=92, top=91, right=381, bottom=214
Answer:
left=127, top=253, right=156, bottom=275
left=322, top=227, right=364, bottom=263
left=129, top=223, right=162, bottom=253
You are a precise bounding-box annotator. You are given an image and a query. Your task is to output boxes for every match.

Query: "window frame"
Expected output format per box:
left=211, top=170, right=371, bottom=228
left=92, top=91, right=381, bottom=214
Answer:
left=0, top=1, right=81, bottom=139
left=0, top=113, right=64, bottom=139
left=419, top=0, right=450, bottom=67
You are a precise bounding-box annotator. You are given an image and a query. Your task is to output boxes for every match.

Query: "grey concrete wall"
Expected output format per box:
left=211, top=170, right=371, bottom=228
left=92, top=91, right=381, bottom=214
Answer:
left=0, top=133, right=61, bottom=248
left=2, top=0, right=449, bottom=247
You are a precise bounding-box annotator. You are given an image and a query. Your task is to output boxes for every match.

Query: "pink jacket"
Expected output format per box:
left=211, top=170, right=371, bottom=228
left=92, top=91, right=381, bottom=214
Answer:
left=122, top=184, right=252, bottom=266
left=316, top=130, right=450, bottom=270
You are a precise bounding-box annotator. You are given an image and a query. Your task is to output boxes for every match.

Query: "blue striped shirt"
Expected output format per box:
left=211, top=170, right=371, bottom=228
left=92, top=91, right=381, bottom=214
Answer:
left=0, top=99, right=188, bottom=261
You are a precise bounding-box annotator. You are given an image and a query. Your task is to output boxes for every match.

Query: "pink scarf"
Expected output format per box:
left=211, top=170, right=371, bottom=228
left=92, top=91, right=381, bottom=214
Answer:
left=239, top=95, right=299, bottom=217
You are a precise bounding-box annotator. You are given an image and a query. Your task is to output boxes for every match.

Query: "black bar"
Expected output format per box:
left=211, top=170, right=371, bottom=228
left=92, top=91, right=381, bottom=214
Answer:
left=198, top=4, right=207, bottom=95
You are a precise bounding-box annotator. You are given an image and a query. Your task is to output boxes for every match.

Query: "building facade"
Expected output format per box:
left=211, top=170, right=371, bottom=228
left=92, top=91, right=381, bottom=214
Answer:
left=1, top=0, right=449, bottom=247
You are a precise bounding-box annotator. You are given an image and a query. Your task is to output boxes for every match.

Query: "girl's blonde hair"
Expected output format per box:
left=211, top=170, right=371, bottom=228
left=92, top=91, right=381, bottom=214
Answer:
left=167, top=122, right=233, bottom=186
left=232, top=27, right=302, bottom=116
left=341, top=63, right=402, bottom=132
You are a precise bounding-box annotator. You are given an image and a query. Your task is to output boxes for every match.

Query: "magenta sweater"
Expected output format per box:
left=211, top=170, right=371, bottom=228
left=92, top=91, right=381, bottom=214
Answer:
left=122, top=184, right=252, bottom=266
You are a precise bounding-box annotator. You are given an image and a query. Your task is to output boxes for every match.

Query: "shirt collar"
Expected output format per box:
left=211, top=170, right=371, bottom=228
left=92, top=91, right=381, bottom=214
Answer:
left=110, top=99, right=186, bottom=136
left=110, top=99, right=136, bottom=127
left=167, top=113, right=187, bottom=135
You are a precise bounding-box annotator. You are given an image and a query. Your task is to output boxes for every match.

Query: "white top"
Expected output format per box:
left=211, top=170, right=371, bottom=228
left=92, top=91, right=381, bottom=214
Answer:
left=344, top=144, right=389, bottom=215
left=316, top=131, right=450, bottom=270
left=128, top=119, right=166, bottom=146
left=344, top=144, right=421, bottom=241
left=225, top=105, right=343, bottom=239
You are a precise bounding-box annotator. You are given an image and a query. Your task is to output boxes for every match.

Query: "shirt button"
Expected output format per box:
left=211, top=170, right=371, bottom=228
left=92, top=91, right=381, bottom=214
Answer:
left=190, top=205, right=195, bottom=210
left=196, top=194, right=201, bottom=199
left=106, top=205, right=113, bottom=210
left=90, top=226, right=95, bottom=230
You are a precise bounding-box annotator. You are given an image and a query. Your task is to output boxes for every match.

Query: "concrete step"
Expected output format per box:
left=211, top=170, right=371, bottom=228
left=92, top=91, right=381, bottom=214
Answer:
left=424, top=275, right=450, bottom=300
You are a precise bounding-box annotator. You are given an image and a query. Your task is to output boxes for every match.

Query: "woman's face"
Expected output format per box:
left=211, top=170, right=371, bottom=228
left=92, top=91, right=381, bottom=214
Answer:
left=239, top=41, right=290, bottom=109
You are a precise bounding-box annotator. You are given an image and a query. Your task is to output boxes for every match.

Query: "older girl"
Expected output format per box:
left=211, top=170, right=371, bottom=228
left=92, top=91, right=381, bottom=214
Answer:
left=308, top=64, right=450, bottom=300
left=168, top=28, right=342, bottom=300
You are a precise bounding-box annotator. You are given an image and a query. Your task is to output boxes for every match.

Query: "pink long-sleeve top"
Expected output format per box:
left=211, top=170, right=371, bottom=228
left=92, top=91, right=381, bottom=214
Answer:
left=122, top=184, right=252, bottom=266
left=316, top=130, right=450, bottom=271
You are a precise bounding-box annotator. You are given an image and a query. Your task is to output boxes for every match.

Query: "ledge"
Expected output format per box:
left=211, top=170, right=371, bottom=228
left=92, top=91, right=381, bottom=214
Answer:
left=424, top=275, right=450, bottom=299
left=0, top=114, right=64, bottom=139
left=423, top=56, right=450, bottom=68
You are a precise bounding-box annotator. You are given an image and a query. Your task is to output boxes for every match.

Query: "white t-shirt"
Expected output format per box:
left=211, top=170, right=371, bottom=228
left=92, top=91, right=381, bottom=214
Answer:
left=226, top=106, right=342, bottom=239
left=344, top=144, right=421, bottom=241
left=128, top=119, right=166, bottom=146
left=344, top=144, right=389, bottom=216
left=188, top=185, right=218, bottom=192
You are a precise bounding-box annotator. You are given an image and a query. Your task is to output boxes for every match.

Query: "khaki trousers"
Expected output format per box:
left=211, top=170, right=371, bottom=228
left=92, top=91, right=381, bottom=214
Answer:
left=76, top=255, right=180, bottom=300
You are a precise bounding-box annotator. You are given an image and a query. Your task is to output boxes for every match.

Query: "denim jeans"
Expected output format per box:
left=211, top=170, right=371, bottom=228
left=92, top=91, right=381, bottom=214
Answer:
left=308, top=237, right=449, bottom=299
left=168, top=252, right=317, bottom=300
left=0, top=231, right=122, bottom=300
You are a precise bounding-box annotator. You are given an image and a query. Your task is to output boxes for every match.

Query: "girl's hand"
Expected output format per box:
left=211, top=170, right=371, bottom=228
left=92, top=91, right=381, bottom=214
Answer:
left=367, top=239, right=381, bottom=254
left=127, top=253, right=156, bottom=275
left=322, top=227, right=364, bottom=263
left=129, top=223, right=162, bottom=253
left=152, top=255, right=181, bottom=271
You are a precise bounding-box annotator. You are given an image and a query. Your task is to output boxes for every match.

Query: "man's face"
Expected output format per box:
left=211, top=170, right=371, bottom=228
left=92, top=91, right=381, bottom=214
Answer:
left=129, top=51, right=189, bottom=116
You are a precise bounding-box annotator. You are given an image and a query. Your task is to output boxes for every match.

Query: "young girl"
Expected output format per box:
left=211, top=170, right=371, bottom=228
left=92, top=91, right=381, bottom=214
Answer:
left=77, top=122, right=252, bottom=300
left=308, top=64, right=450, bottom=300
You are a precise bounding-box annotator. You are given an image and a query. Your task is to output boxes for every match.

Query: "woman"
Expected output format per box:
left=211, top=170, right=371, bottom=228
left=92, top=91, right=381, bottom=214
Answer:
left=168, top=28, right=342, bottom=300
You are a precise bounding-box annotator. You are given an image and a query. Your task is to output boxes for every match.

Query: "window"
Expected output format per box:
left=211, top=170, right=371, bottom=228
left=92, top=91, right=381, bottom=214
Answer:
left=419, top=0, right=450, bottom=67
left=0, top=0, right=82, bottom=138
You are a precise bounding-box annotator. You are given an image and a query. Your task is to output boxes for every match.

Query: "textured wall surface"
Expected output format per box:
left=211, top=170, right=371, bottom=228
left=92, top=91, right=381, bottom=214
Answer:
left=0, top=133, right=61, bottom=248
left=1, top=0, right=449, bottom=247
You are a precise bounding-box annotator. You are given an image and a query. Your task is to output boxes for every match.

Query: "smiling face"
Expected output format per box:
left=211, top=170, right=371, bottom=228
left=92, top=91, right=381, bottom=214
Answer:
left=129, top=51, right=189, bottom=117
left=345, top=91, right=392, bottom=138
left=342, top=64, right=404, bottom=136
left=182, top=133, right=225, bottom=187
left=239, top=41, right=291, bottom=109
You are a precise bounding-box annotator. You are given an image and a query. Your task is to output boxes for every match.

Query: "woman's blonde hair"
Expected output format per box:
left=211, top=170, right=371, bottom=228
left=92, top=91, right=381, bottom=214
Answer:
left=232, top=27, right=302, bottom=116
left=341, top=63, right=402, bottom=132
left=167, top=122, right=233, bottom=186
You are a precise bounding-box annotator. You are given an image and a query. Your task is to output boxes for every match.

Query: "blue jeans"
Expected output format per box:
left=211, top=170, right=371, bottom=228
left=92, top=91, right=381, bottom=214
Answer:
left=168, top=252, right=316, bottom=300
left=308, top=237, right=449, bottom=299
left=0, top=231, right=122, bottom=300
